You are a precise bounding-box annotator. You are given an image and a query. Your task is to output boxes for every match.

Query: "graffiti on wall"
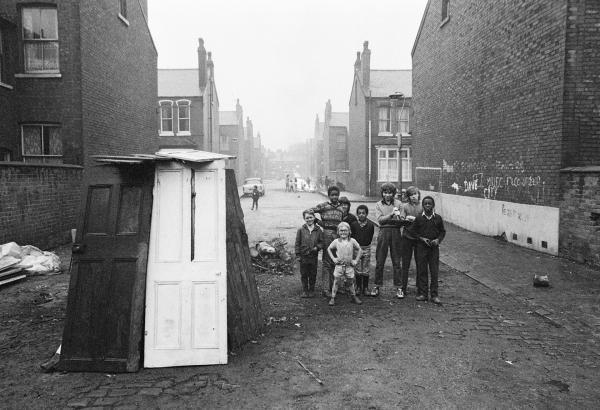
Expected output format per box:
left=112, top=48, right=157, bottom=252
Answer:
left=442, top=159, right=546, bottom=204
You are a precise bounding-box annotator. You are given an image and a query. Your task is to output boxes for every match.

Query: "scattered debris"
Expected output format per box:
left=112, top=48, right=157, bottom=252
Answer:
left=533, top=274, right=550, bottom=287
left=296, top=359, right=323, bottom=385
left=251, top=237, right=294, bottom=275
left=0, top=242, right=61, bottom=283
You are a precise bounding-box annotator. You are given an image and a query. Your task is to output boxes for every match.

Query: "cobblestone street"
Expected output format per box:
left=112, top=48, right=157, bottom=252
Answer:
left=1, top=181, right=599, bottom=409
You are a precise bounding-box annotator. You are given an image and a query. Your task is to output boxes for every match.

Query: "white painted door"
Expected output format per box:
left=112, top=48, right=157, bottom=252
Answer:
left=144, top=160, right=227, bottom=367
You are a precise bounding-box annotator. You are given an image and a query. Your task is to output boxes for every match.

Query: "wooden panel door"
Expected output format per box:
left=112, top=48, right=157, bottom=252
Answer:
left=144, top=160, right=227, bottom=368
left=60, top=163, right=154, bottom=373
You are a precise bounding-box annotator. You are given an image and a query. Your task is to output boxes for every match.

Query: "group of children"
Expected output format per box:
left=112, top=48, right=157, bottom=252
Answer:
left=294, top=184, right=446, bottom=306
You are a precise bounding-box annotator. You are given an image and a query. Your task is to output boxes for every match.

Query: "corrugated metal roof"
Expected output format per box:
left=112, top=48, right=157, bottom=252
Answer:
left=158, top=69, right=201, bottom=97
left=370, top=70, right=412, bottom=98
left=330, top=112, right=348, bottom=128
left=219, top=111, right=238, bottom=126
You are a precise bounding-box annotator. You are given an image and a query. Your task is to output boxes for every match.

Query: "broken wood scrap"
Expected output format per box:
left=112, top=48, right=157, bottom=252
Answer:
left=296, top=359, right=323, bottom=385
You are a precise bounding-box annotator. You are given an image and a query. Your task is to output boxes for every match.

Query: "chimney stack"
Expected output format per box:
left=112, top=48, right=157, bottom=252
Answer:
left=361, top=41, right=371, bottom=90
left=197, top=38, right=207, bottom=91
left=354, top=51, right=361, bottom=73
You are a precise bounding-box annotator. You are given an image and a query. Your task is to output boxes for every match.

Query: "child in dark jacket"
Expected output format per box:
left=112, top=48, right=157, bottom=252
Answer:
left=350, top=204, right=375, bottom=295
left=295, top=209, right=325, bottom=298
left=408, top=196, right=446, bottom=304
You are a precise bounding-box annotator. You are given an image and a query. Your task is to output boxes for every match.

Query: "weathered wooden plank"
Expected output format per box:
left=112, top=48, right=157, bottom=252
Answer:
left=225, top=169, right=263, bottom=348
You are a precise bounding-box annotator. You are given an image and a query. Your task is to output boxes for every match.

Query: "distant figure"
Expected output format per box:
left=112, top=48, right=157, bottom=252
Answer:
left=285, top=174, right=290, bottom=192
left=292, top=177, right=297, bottom=192
left=251, top=185, right=260, bottom=210
left=306, top=177, right=311, bottom=187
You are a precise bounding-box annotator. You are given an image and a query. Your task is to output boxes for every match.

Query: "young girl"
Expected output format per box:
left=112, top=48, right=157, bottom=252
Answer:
left=327, top=222, right=362, bottom=306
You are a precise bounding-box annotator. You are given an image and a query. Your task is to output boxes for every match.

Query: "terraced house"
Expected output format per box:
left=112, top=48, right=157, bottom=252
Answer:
left=0, top=0, right=157, bottom=248
left=412, top=0, right=600, bottom=266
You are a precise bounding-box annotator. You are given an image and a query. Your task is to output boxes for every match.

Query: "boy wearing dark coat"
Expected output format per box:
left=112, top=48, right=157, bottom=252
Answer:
left=408, top=196, right=446, bottom=304
left=295, top=209, right=325, bottom=298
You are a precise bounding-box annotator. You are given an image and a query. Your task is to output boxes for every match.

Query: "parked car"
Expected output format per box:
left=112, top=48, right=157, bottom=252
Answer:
left=242, top=177, right=265, bottom=197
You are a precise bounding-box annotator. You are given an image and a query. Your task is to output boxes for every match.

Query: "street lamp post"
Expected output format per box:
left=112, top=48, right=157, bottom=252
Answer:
left=390, top=92, right=405, bottom=191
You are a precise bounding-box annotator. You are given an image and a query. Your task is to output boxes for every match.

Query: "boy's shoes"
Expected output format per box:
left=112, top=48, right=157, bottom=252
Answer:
left=396, top=288, right=405, bottom=299
left=300, top=291, right=309, bottom=298
left=431, top=296, right=441, bottom=304
left=415, top=295, right=427, bottom=301
left=370, top=286, right=380, bottom=297
left=362, top=287, right=370, bottom=296
left=328, top=298, right=335, bottom=306
left=351, top=295, right=362, bottom=305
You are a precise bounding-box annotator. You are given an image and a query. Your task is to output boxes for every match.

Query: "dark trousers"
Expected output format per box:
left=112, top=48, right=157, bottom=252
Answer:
left=400, top=236, right=418, bottom=292
left=415, top=242, right=440, bottom=297
left=251, top=197, right=259, bottom=210
left=300, top=260, right=318, bottom=291
left=374, top=227, right=402, bottom=286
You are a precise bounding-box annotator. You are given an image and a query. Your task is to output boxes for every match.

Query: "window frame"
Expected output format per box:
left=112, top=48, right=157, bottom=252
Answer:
left=378, top=105, right=392, bottom=136
left=176, top=99, right=191, bottom=136
left=396, top=106, right=410, bottom=135
left=21, top=6, right=60, bottom=74
left=159, top=100, right=174, bottom=136
left=21, top=123, right=63, bottom=162
left=376, top=146, right=412, bottom=182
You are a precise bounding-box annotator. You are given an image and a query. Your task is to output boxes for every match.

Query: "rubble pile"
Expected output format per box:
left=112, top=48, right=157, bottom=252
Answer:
left=251, top=237, right=294, bottom=275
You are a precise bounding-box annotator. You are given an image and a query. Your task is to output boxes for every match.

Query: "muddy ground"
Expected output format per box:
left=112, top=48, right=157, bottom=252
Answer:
left=0, top=182, right=598, bottom=409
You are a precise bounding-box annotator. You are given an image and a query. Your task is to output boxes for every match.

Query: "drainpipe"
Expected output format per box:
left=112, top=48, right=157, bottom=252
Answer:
left=367, top=91, right=372, bottom=197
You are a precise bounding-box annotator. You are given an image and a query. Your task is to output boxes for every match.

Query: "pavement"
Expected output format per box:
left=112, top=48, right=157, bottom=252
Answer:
left=320, top=189, right=600, bottom=342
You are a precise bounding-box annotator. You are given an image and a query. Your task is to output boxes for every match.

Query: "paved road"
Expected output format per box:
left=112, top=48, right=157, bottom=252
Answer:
left=1, top=179, right=599, bottom=409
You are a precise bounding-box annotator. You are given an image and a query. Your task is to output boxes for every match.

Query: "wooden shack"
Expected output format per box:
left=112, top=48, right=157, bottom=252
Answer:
left=59, top=150, right=263, bottom=372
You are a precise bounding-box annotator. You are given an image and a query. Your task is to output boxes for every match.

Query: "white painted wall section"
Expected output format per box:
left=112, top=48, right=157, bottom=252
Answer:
left=421, top=191, right=559, bottom=255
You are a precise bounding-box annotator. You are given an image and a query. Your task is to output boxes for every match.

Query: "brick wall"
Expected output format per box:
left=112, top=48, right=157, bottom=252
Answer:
left=559, top=168, right=600, bottom=268
left=412, top=0, right=567, bottom=206
left=0, top=0, right=84, bottom=164
left=0, top=163, right=82, bottom=249
left=562, top=0, right=600, bottom=166
left=80, top=0, right=158, bottom=166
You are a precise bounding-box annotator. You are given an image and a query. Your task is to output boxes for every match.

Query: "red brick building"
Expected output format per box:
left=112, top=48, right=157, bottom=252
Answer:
left=412, top=0, right=600, bottom=265
left=157, top=38, right=219, bottom=154
left=348, top=41, right=413, bottom=196
left=219, top=99, right=246, bottom=183
left=0, top=0, right=157, bottom=165
left=321, top=100, right=349, bottom=190
left=0, top=0, right=158, bottom=249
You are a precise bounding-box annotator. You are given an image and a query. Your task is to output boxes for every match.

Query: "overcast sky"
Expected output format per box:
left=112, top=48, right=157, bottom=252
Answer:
left=147, top=0, right=428, bottom=151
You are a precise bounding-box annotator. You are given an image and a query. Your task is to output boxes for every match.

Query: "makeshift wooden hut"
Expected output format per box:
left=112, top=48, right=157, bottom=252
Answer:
left=59, top=150, right=263, bottom=372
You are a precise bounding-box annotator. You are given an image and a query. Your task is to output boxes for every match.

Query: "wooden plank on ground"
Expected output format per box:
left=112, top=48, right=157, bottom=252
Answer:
left=0, top=274, right=26, bottom=287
